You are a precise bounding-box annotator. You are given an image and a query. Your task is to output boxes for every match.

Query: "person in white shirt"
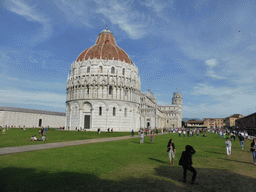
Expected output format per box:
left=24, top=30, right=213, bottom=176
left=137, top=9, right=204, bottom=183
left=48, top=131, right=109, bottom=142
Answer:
left=34, top=135, right=38, bottom=141
left=245, top=132, right=248, bottom=140
left=183, top=130, right=186, bottom=137
left=225, top=138, right=232, bottom=155
left=178, top=130, right=181, bottom=137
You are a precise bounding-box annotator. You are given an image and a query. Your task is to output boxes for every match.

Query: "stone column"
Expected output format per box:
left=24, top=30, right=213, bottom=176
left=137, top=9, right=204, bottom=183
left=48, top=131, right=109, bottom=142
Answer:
left=113, top=86, right=116, bottom=99
left=89, top=86, right=92, bottom=98
left=119, top=108, right=122, bottom=130
left=106, top=108, right=109, bottom=130
left=79, top=108, right=83, bottom=129
left=91, top=108, right=94, bottom=130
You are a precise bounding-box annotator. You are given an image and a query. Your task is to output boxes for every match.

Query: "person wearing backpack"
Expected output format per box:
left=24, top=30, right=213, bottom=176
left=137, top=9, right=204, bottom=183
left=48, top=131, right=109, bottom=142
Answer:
left=238, top=134, right=245, bottom=149
left=179, top=145, right=197, bottom=184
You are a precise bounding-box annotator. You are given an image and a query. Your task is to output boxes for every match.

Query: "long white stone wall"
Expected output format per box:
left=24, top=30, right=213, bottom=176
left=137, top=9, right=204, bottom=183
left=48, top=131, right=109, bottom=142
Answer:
left=0, top=111, right=65, bottom=128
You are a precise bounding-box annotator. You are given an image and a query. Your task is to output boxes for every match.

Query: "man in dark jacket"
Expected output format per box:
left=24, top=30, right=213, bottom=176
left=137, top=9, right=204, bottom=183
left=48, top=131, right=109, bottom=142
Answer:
left=179, top=145, right=197, bottom=184
left=238, top=134, right=244, bottom=149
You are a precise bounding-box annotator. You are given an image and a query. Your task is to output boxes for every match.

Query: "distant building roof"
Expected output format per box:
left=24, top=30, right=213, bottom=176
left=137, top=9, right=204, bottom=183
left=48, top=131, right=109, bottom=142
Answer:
left=0, top=106, right=66, bottom=116
left=226, top=114, right=244, bottom=118
left=187, top=120, right=204, bottom=124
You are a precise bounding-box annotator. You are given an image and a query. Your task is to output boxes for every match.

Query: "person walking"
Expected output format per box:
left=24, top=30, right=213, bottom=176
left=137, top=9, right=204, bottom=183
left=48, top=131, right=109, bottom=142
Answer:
left=250, top=138, right=256, bottom=165
left=225, top=138, right=232, bottom=155
left=219, top=131, right=223, bottom=139
left=167, top=139, right=176, bottom=165
left=183, top=130, right=186, bottom=137
left=150, top=132, right=154, bottom=144
left=179, top=145, right=197, bottom=184
left=140, top=132, right=144, bottom=144
left=131, top=129, right=134, bottom=137
left=178, top=130, right=181, bottom=137
left=238, top=134, right=245, bottom=149
left=230, top=132, right=234, bottom=141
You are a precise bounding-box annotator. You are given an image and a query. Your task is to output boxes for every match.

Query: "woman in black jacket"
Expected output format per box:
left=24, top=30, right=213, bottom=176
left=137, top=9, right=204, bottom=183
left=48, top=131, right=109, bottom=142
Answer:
left=179, top=145, right=197, bottom=184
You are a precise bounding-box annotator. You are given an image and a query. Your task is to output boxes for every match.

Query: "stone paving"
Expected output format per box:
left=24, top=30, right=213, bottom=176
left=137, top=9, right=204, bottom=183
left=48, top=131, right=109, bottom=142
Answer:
left=0, top=135, right=142, bottom=156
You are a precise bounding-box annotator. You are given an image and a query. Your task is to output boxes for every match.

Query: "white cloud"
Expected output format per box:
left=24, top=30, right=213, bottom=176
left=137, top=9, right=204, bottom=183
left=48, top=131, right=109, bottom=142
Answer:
left=185, top=83, right=256, bottom=118
left=54, top=0, right=93, bottom=27
left=54, top=0, right=150, bottom=39
left=247, top=44, right=256, bottom=51
left=0, top=89, right=66, bottom=110
left=205, top=59, right=218, bottom=68
left=204, top=59, right=225, bottom=79
left=96, top=1, right=149, bottom=39
left=143, top=0, right=175, bottom=13
left=206, top=70, right=225, bottom=80
left=4, top=0, right=52, bottom=40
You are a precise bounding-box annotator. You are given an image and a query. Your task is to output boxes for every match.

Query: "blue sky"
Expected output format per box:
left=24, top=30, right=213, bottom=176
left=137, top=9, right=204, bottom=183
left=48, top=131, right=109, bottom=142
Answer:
left=0, top=0, right=255, bottom=119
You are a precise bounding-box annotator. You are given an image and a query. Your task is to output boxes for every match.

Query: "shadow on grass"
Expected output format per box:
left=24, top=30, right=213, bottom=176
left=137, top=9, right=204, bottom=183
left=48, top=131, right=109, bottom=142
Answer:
left=154, top=165, right=256, bottom=192
left=148, top=157, right=166, bottom=164
left=131, top=140, right=154, bottom=145
left=0, top=167, right=190, bottom=192
left=1, top=165, right=256, bottom=192
left=217, top=158, right=253, bottom=165
left=204, top=151, right=224, bottom=155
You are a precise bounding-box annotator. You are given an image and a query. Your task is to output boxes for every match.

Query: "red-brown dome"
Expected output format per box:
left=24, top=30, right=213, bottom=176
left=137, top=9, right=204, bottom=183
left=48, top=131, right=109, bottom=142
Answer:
left=76, top=28, right=132, bottom=64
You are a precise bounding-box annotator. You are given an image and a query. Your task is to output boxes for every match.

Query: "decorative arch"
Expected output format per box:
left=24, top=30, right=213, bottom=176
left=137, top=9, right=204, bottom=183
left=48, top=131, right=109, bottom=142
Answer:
left=82, top=102, right=92, bottom=113
left=99, top=66, right=103, bottom=73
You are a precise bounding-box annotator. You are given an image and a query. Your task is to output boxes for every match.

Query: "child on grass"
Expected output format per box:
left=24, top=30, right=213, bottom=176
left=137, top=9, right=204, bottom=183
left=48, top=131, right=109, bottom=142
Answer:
left=150, top=132, right=154, bottom=143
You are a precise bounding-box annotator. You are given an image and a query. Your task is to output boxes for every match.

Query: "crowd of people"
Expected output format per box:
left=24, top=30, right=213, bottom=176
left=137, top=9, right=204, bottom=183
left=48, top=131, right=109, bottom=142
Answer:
left=30, top=127, right=47, bottom=141
left=136, top=127, right=256, bottom=184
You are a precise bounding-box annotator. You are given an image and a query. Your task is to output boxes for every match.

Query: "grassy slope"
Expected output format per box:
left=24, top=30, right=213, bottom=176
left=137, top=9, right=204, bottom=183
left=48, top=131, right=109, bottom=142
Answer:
left=0, top=133, right=255, bottom=192
left=0, top=128, right=137, bottom=147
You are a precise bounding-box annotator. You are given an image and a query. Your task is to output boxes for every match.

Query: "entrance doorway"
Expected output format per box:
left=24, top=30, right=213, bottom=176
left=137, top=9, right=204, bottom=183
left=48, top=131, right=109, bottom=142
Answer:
left=84, top=115, right=90, bottom=129
left=39, top=119, right=42, bottom=127
left=147, top=122, right=150, bottom=128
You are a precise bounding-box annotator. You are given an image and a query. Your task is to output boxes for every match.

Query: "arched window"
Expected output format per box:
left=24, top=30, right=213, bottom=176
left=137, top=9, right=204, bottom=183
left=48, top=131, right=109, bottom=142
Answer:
left=124, top=108, right=127, bottom=117
left=113, top=107, right=116, bottom=116
left=99, top=66, right=103, bottom=73
left=87, top=66, right=90, bottom=73
left=99, top=107, right=102, bottom=116
left=122, top=68, right=125, bottom=75
left=111, top=67, right=115, bottom=74
left=109, top=85, right=113, bottom=95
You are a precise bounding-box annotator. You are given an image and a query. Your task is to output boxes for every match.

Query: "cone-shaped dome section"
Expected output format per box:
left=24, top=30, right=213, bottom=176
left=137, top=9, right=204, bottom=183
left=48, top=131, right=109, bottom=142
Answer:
left=76, top=27, right=132, bottom=64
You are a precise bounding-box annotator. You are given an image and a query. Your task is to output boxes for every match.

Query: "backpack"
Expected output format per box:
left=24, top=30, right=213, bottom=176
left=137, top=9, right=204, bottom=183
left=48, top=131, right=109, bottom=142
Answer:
left=179, top=152, right=185, bottom=166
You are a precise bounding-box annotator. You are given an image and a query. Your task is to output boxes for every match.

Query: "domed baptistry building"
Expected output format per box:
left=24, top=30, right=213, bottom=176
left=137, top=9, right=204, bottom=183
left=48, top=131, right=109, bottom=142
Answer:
left=66, top=28, right=182, bottom=131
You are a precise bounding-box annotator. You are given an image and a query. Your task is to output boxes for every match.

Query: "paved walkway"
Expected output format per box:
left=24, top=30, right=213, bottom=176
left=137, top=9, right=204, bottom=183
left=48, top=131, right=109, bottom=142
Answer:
left=0, top=135, right=143, bottom=156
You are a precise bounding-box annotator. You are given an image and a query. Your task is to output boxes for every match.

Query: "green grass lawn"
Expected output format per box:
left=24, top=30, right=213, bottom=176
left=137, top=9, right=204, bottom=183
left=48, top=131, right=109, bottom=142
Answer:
left=0, top=128, right=137, bottom=147
left=0, top=133, right=255, bottom=192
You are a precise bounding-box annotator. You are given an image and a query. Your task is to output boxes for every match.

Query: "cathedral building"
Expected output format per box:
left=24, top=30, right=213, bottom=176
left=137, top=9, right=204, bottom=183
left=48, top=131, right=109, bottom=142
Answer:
left=66, top=28, right=182, bottom=131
